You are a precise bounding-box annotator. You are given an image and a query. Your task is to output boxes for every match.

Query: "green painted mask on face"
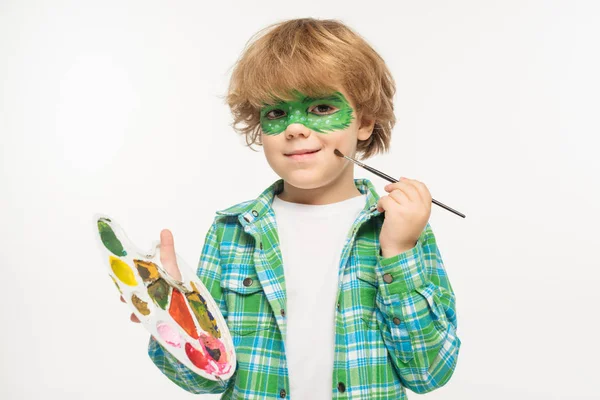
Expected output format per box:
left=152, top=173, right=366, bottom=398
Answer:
left=260, top=90, right=355, bottom=135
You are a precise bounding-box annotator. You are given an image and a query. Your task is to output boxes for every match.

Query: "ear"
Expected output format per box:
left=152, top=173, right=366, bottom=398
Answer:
left=357, top=113, right=376, bottom=141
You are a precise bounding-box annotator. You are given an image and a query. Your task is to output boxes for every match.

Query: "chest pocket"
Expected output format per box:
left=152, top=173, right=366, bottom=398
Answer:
left=220, top=265, right=276, bottom=335
left=356, top=264, right=379, bottom=329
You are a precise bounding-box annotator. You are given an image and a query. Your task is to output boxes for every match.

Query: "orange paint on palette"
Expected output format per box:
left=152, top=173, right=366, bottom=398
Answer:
left=134, top=259, right=160, bottom=284
left=169, top=288, right=198, bottom=339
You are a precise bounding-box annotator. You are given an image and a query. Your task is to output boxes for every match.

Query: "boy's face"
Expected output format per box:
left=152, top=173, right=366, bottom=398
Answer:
left=260, top=87, right=374, bottom=192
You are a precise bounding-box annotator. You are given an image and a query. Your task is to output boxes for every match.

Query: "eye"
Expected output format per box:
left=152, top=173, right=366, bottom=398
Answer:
left=309, top=104, right=338, bottom=115
left=265, top=109, right=286, bottom=120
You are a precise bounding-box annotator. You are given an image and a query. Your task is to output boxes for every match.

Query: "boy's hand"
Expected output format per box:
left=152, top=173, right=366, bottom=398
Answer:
left=159, top=229, right=183, bottom=282
left=119, top=229, right=183, bottom=323
left=376, top=177, right=432, bottom=257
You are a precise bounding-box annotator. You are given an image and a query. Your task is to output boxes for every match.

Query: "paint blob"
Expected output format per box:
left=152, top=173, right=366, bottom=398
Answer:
left=147, top=278, right=170, bottom=310
left=131, top=293, right=151, bottom=316
left=134, top=259, right=160, bottom=284
left=190, top=281, right=202, bottom=294
left=199, top=333, right=227, bottom=363
left=98, top=219, right=127, bottom=256
left=169, top=289, right=199, bottom=339
left=109, top=256, right=137, bottom=286
left=157, top=322, right=181, bottom=347
left=185, top=342, right=211, bottom=371
left=187, top=291, right=221, bottom=339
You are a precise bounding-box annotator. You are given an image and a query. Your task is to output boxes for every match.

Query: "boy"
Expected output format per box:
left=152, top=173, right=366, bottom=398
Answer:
left=133, top=18, right=461, bottom=399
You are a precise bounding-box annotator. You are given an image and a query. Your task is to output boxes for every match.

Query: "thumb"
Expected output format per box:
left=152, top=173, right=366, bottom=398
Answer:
left=160, top=229, right=182, bottom=281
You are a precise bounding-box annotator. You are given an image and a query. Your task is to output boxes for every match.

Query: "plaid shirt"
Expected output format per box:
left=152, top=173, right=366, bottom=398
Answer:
left=148, top=178, right=461, bottom=399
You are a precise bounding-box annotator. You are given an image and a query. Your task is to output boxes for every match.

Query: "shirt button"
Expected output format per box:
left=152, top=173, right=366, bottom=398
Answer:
left=279, top=388, right=286, bottom=398
left=337, top=382, right=346, bottom=392
left=252, top=210, right=259, bottom=217
left=260, top=242, right=263, bottom=250
left=383, top=273, right=393, bottom=283
left=337, top=302, right=341, bottom=311
left=281, top=308, right=286, bottom=317
left=393, top=317, right=401, bottom=325
left=242, top=277, right=253, bottom=287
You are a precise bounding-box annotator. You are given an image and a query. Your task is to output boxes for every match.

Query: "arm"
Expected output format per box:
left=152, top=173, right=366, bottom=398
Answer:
left=375, top=222, right=461, bottom=394
left=148, top=219, right=235, bottom=394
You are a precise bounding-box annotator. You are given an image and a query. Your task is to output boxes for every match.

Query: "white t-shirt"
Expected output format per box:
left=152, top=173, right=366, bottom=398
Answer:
left=271, top=193, right=367, bottom=399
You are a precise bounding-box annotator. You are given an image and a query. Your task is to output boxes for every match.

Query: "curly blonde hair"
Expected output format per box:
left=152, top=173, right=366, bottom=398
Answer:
left=225, top=18, right=396, bottom=160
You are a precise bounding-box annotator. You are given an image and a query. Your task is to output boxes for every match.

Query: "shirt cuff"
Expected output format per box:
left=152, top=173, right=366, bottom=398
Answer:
left=376, top=242, right=428, bottom=296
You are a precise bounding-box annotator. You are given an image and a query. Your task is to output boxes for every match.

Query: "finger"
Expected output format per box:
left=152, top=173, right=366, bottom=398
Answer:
left=387, top=189, right=410, bottom=206
left=395, top=178, right=424, bottom=203
left=377, top=195, right=403, bottom=213
left=130, top=313, right=140, bottom=323
left=402, top=179, right=431, bottom=215
left=411, top=180, right=433, bottom=205
left=160, top=229, right=182, bottom=281
left=385, top=180, right=419, bottom=203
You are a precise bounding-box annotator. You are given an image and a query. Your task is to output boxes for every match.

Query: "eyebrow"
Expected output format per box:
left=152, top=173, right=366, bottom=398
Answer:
left=301, top=93, right=343, bottom=103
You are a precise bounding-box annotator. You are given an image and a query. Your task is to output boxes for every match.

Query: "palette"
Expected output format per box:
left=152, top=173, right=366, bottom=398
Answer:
left=93, top=214, right=236, bottom=382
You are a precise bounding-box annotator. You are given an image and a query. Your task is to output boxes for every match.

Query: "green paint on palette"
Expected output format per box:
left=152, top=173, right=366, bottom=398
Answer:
left=260, top=90, right=355, bottom=135
left=187, top=291, right=221, bottom=339
left=97, top=219, right=127, bottom=257
left=189, top=281, right=221, bottom=338
left=148, top=278, right=170, bottom=310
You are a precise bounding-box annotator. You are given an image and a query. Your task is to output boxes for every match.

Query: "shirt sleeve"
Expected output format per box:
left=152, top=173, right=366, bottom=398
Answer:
left=374, top=222, right=461, bottom=394
left=147, top=218, right=235, bottom=394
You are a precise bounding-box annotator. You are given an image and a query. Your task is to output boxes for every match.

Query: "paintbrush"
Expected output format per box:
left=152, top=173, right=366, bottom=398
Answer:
left=333, top=149, right=465, bottom=218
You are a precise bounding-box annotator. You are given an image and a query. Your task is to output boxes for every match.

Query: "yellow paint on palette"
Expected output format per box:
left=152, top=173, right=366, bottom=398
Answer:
left=109, top=256, right=137, bottom=286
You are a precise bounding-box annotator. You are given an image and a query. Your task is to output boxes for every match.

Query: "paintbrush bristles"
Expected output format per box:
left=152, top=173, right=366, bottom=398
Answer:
left=334, top=149, right=344, bottom=157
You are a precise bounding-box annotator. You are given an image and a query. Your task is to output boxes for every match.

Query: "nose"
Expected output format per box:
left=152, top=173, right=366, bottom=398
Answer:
left=285, top=123, right=311, bottom=139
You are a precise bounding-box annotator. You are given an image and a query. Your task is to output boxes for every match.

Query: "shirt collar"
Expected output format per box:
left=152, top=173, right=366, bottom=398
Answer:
left=216, top=178, right=382, bottom=223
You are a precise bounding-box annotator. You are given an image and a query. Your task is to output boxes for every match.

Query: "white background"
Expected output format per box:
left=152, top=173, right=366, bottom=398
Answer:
left=1, top=1, right=599, bottom=399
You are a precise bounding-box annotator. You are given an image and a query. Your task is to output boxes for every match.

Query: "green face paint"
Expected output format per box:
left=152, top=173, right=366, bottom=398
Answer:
left=260, top=91, right=355, bottom=135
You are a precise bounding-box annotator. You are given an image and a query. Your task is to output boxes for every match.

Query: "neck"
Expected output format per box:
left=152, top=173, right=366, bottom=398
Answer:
left=277, top=166, right=362, bottom=205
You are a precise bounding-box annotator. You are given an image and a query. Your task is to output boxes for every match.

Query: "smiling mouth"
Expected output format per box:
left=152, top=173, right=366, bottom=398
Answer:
left=285, top=149, right=321, bottom=159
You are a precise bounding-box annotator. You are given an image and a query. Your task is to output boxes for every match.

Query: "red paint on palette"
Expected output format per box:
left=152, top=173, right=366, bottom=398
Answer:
left=200, top=333, right=226, bottom=363
left=185, top=342, right=209, bottom=369
left=169, top=289, right=199, bottom=339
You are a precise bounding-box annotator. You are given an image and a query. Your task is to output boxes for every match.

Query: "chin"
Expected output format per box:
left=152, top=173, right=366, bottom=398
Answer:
left=275, top=171, right=319, bottom=188
left=280, top=169, right=342, bottom=190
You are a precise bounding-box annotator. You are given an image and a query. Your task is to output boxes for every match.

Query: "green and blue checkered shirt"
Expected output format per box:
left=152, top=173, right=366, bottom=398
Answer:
left=148, top=178, right=461, bottom=399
